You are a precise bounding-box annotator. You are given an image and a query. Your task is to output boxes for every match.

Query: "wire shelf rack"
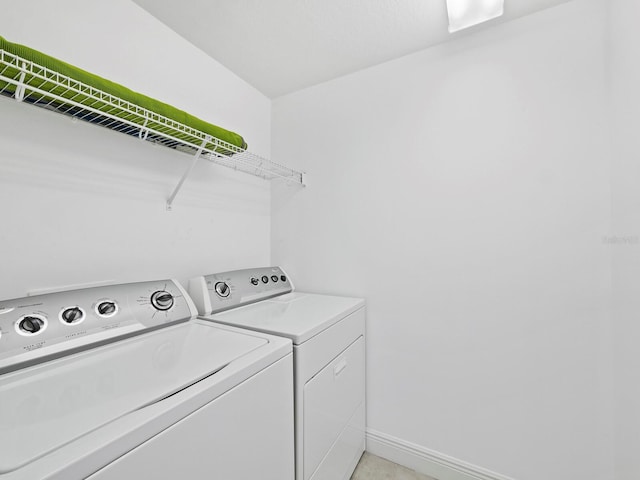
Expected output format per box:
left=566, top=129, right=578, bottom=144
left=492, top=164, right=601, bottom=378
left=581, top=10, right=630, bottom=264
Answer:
left=0, top=49, right=305, bottom=208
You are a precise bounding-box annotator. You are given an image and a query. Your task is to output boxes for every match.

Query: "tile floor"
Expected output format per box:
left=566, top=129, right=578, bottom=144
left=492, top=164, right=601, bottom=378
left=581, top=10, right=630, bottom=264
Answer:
left=350, top=453, right=438, bottom=480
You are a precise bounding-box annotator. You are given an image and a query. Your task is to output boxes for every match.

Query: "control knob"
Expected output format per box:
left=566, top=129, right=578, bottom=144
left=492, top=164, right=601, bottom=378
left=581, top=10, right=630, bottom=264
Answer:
left=250, top=277, right=259, bottom=286
left=151, top=291, right=174, bottom=311
left=214, top=282, right=230, bottom=298
left=18, top=316, right=45, bottom=334
left=61, top=307, right=84, bottom=324
left=96, top=301, right=117, bottom=317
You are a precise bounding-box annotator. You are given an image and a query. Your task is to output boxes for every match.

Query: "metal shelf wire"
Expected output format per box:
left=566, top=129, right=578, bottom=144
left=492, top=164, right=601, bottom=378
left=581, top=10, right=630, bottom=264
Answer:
left=0, top=49, right=305, bottom=208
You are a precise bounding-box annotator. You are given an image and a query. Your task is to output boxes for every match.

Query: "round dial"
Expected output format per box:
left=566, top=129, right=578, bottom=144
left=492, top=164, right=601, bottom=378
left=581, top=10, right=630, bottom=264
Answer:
left=250, top=277, right=259, bottom=286
left=261, top=276, right=269, bottom=284
left=214, top=282, right=230, bottom=298
left=96, top=301, right=118, bottom=318
left=151, top=291, right=174, bottom=311
left=271, top=275, right=278, bottom=283
left=17, top=315, right=46, bottom=335
left=280, top=275, right=287, bottom=282
left=60, top=306, right=85, bottom=325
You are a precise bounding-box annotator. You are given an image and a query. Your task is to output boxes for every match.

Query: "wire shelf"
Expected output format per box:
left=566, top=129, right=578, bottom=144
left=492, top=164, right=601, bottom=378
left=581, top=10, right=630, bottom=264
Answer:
left=0, top=49, right=305, bottom=191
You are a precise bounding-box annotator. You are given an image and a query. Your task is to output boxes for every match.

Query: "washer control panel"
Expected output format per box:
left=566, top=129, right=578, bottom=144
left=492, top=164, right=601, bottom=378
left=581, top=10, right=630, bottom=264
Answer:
left=0, top=280, right=195, bottom=373
left=189, top=266, right=293, bottom=315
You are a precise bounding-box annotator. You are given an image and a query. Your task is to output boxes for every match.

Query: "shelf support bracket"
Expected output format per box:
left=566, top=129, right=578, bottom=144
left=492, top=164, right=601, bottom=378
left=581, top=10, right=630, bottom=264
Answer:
left=138, top=115, right=150, bottom=140
left=15, top=62, right=27, bottom=102
left=166, top=135, right=211, bottom=211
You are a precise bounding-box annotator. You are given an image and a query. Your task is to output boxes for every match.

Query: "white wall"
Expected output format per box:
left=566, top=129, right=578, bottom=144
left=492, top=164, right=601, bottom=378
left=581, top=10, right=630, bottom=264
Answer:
left=0, top=0, right=271, bottom=298
left=272, top=1, right=614, bottom=479
left=609, top=0, right=640, bottom=478
left=1, top=2, right=627, bottom=479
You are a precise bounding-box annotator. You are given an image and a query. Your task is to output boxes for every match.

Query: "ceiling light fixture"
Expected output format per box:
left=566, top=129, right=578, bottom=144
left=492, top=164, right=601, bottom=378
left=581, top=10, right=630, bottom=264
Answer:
left=446, top=0, right=504, bottom=33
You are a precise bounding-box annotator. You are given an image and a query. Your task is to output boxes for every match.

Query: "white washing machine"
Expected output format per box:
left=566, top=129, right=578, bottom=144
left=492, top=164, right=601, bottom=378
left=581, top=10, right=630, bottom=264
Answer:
left=0, top=279, right=294, bottom=480
left=189, top=266, right=366, bottom=480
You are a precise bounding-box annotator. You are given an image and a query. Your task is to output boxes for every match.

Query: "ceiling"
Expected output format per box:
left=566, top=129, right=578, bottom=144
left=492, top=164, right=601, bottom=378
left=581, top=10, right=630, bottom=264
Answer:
left=133, top=0, right=571, bottom=99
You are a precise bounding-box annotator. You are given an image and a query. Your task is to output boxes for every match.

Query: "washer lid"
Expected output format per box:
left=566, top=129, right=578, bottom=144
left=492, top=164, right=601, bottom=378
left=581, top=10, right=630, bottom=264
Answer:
left=0, top=321, right=268, bottom=473
left=206, top=292, right=364, bottom=345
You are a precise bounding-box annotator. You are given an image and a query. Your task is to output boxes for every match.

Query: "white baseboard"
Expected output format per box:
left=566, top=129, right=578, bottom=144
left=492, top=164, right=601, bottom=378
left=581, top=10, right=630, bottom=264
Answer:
left=365, top=429, right=517, bottom=480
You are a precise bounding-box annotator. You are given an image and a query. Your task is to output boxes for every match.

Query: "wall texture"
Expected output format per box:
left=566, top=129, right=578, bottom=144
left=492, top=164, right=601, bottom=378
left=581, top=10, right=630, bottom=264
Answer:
left=0, top=0, right=272, bottom=298
left=272, top=1, right=613, bottom=479
left=609, top=0, right=640, bottom=478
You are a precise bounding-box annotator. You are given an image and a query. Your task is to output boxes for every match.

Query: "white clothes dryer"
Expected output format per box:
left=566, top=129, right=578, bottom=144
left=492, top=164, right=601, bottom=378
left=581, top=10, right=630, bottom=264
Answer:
left=189, top=266, right=365, bottom=480
left=0, top=279, right=294, bottom=480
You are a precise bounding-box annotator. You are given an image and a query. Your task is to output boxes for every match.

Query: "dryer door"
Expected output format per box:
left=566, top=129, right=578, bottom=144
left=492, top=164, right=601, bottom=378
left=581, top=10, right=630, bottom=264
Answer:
left=303, top=336, right=365, bottom=480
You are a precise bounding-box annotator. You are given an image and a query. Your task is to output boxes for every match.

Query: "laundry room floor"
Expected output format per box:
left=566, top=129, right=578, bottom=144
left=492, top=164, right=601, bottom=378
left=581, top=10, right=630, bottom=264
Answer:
left=351, top=453, right=438, bottom=480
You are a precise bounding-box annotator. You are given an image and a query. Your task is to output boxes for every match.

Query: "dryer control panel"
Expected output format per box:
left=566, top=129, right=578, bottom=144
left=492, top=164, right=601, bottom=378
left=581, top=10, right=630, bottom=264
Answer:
left=0, top=280, right=196, bottom=374
left=189, top=267, right=293, bottom=315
